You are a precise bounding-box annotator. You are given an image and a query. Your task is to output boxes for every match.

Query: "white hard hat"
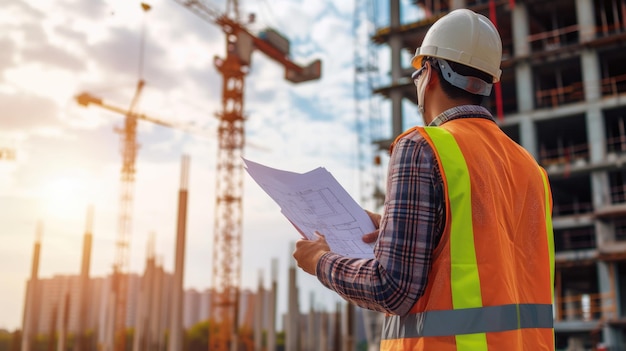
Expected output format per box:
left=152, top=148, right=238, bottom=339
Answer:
left=411, top=9, right=502, bottom=83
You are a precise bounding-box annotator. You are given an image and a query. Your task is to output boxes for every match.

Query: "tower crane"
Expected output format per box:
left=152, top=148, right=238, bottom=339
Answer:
left=74, top=4, right=209, bottom=350
left=75, top=4, right=153, bottom=351
left=75, top=80, right=207, bottom=351
left=172, top=1, right=321, bottom=350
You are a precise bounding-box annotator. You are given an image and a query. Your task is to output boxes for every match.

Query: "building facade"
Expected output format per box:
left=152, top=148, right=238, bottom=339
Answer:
left=367, top=0, right=626, bottom=349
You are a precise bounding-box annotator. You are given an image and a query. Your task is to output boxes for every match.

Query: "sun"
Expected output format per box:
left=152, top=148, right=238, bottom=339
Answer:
left=40, top=171, right=97, bottom=221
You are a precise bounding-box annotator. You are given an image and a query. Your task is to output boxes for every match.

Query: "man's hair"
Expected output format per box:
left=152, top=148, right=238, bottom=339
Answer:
left=425, top=57, right=492, bottom=106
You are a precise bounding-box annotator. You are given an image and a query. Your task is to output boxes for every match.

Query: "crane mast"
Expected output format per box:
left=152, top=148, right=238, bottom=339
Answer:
left=113, top=79, right=143, bottom=351
left=210, top=15, right=246, bottom=351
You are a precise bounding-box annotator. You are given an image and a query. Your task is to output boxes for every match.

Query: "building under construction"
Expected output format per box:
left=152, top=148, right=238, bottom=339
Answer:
left=363, top=0, right=626, bottom=349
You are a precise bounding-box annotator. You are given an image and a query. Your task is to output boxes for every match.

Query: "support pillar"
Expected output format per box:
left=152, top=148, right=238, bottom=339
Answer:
left=267, top=259, right=277, bottom=351
left=576, top=0, right=596, bottom=43
left=519, top=117, right=538, bottom=160
left=597, top=261, right=619, bottom=347
left=515, top=62, right=533, bottom=113
left=450, top=0, right=467, bottom=10
left=21, top=223, right=42, bottom=351
left=168, top=156, right=190, bottom=351
left=512, top=2, right=530, bottom=58
left=389, top=0, right=404, bottom=137
left=286, top=243, right=300, bottom=351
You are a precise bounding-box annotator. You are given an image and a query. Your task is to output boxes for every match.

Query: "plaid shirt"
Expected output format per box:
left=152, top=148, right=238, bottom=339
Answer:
left=316, top=105, right=495, bottom=315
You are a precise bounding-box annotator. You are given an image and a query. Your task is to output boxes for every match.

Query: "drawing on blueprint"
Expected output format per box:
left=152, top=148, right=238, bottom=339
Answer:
left=244, top=158, right=375, bottom=258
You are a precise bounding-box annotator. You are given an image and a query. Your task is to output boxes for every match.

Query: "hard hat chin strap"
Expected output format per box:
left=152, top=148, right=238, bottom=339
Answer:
left=434, top=58, right=492, bottom=96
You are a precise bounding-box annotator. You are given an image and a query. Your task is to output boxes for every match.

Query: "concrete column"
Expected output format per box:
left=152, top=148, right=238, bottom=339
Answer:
left=319, top=312, right=328, bottom=351
left=576, top=0, right=596, bottom=43
left=391, top=92, right=404, bottom=137
left=134, top=239, right=156, bottom=351
left=597, top=261, right=620, bottom=347
left=591, top=171, right=610, bottom=210
left=515, top=62, right=534, bottom=113
left=168, top=156, right=190, bottom=351
left=512, top=0, right=534, bottom=151
left=583, top=48, right=605, bottom=203
left=512, top=2, right=530, bottom=58
left=450, top=0, right=466, bottom=10
left=306, top=293, right=315, bottom=351
left=343, top=303, right=355, bottom=351
left=519, top=118, right=538, bottom=160
left=100, top=278, right=116, bottom=351
left=149, top=263, right=163, bottom=349
left=389, top=0, right=401, bottom=83
left=586, top=107, right=605, bottom=163
left=597, top=262, right=615, bottom=321
left=332, top=303, right=341, bottom=351
left=75, top=207, right=93, bottom=351
left=389, top=0, right=404, bottom=137
left=582, top=50, right=602, bottom=102
left=267, top=259, right=277, bottom=351
left=57, top=292, right=70, bottom=351
left=21, top=224, right=42, bottom=351
left=286, top=243, right=300, bottom=351
left=254, top=274, right=264, bottom=351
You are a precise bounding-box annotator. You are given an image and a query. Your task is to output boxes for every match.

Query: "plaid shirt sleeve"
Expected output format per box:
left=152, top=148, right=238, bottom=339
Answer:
left=316, top=132, right=445, bottom=315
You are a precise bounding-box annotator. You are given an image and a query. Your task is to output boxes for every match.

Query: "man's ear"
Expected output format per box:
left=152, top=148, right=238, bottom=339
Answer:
left=425, top=62, right=438, bottom=88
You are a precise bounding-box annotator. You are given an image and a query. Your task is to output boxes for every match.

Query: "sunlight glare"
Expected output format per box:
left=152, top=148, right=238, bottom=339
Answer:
left=40, top=171, right=97, bottom=221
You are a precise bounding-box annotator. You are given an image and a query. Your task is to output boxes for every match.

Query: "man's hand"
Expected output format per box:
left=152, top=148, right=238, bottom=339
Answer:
left=365, top=210, right=381, bottom=227
left=362, top=230, right=379, bottom=244
left=293, top=232, right=330, bottom=275
left=363, top=210, right=381, bottom=243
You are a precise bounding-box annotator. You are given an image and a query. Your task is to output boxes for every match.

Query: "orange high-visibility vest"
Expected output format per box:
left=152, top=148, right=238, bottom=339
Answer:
left=380, top=118, right=554, bottom=351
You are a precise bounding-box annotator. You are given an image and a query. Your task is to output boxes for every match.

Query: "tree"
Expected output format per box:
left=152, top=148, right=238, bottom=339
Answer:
left=0, top=329, right=12, bottom=351
left=186, top=321, right=209, bottom=351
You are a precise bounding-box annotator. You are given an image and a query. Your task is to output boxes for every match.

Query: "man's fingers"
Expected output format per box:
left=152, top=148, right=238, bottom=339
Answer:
left=362, top=230, right=379, bottom=244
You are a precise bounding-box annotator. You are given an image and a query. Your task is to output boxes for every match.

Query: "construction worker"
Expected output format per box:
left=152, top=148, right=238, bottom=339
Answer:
left=293, top=8, right=555, bottom=350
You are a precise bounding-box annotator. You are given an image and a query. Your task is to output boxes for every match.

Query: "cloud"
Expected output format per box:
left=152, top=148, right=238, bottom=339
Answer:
left=0, top=92, right=59, bottom=131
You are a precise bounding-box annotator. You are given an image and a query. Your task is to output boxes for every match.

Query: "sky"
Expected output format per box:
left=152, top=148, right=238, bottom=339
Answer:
left=0, top=0, right=423, bottom=330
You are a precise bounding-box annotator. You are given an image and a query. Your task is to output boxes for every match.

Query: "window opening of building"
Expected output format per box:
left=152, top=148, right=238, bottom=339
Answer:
left=534, top=59, right=584, bottom=109
left=600, top=48, right=626, bottom=97
left=594, top=0, right=626, bottom=37
left=615, top=218, right=626, bottom=241
left=556, top=265, right=601, bottom=323
left=527, top=0, right=579, bottom=53
left=550, top=175, right=593, bottom=216
left=537, top=114, right=589, bottom=168
left=608, top=170, right=626, bottom=204
left=604, top=108, right=626, bottom=155
left=554, top=226, right=596, bottom=252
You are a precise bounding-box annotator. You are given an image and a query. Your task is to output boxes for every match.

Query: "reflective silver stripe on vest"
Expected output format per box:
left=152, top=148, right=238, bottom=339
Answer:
left=382, top=304, right=553, bottom=339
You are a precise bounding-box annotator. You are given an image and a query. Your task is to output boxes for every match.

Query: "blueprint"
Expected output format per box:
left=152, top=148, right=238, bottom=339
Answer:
left=243, top=158, right=375, bottom=259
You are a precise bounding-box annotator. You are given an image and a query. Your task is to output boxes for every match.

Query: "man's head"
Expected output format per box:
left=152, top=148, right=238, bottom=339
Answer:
left=411, top=9, right=502, bottom=120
